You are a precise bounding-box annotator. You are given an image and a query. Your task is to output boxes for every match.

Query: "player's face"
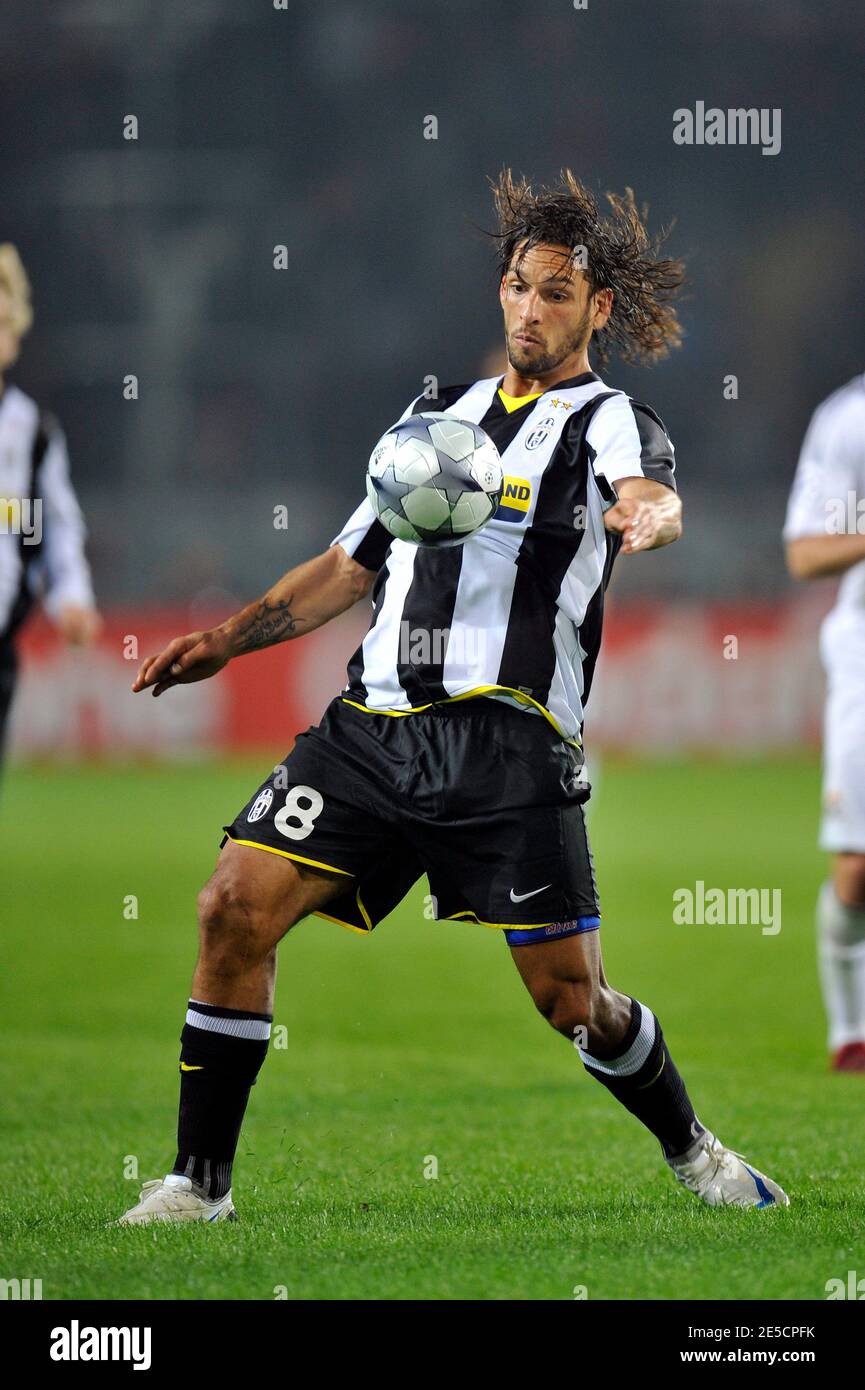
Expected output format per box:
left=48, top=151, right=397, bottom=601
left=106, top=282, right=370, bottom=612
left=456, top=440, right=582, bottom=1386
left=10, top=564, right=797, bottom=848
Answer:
left=499, top=243, right=609, bottom=377
left=0, top=293, right=22, bottom=372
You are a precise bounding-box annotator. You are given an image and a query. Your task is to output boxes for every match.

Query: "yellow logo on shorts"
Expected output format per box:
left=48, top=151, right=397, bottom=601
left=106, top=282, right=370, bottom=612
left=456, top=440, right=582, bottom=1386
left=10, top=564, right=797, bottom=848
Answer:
left=497, top=476, right=532, bottom=522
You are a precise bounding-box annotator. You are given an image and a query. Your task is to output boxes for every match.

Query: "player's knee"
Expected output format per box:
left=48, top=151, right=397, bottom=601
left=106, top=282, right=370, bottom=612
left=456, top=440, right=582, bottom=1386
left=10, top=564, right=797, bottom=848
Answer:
left=834, top=854, right=865, bottom=909
left=196, top=875, right=275, bottom=974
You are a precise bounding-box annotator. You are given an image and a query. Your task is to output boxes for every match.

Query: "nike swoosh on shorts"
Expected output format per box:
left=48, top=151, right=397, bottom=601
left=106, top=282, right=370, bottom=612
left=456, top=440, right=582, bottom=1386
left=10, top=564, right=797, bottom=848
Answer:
left=509, top=884, right=552, bottom=902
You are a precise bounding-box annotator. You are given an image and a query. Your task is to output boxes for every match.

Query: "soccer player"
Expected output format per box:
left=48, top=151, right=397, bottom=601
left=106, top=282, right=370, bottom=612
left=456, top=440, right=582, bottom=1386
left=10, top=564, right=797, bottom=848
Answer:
left=0, top=244, right=100, bottom=762
left=119, top=171, right=788, bottom=1223
left=785, top=374, right=865, bottom=1071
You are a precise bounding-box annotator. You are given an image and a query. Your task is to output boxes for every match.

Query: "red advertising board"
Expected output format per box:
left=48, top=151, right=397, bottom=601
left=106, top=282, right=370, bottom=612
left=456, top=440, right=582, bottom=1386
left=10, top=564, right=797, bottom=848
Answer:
left=8, top=592, right=833, bottom=759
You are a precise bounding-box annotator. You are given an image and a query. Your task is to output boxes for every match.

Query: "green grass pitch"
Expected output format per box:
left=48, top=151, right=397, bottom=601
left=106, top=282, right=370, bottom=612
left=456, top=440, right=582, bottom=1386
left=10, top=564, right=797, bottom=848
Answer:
left=1, top=754, right=863, bottom=1300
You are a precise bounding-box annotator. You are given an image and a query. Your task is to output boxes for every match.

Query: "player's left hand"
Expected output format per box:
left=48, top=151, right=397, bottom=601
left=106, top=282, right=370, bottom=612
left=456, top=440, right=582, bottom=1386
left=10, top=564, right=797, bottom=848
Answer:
left=604, top=498, right=665, bottom=553
left=55, top=603, right=102, bottom=646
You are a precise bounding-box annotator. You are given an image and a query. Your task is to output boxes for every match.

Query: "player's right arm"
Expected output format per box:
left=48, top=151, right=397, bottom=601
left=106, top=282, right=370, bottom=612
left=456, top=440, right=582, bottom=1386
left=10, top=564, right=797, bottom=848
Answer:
left=786, top=532, right=865, bottom=579
left=135, top=396, right=417, bottom=696
left=784, top=388, right=865, bottom=580
left=132, top=540, right=377, bottom=697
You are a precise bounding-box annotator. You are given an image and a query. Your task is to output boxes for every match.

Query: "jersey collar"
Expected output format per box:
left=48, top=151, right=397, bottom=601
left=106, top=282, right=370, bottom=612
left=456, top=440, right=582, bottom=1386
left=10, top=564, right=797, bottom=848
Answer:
left=497, top=370, right=600, bottom=399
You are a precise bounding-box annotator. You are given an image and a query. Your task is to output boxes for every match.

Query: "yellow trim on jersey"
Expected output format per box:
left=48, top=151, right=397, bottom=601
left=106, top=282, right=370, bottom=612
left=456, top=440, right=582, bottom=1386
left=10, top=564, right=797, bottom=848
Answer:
left=313, top=910, right=370, bottom=936
left=342, top=698, right=415, bottom=718
left=497, top=386, right=543, bottom=414
left=355, top=885, right=373, bottom=932
left=312, top=905, right=559, bottom=934
left=341, top=688, right=581, bottom=748
left=444, top=909, right=558, bottom=930
left=313, top=885, right=373, bottom=934
left=224, top=836, right=374, bottom=934
left=223, top=834, right=353, bottom=877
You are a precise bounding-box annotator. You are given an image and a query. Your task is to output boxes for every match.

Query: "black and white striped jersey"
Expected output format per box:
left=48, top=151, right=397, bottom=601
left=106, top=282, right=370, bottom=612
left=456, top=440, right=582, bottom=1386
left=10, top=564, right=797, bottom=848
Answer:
left=330, top=371, right=676, bottom=744
left=0, top=384, right=95, bottom=643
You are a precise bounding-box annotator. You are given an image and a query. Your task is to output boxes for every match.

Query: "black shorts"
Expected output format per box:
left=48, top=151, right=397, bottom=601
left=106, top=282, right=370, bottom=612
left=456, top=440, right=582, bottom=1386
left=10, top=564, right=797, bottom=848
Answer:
left=222, top=695, right=600, bottom=938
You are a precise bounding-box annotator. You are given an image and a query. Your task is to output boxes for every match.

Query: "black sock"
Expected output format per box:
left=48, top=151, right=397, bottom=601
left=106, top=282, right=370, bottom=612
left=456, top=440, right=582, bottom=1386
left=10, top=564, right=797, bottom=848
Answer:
left=579, top=997, right=704, bottom=1159
left=173, top=999, right=272, bottom=1199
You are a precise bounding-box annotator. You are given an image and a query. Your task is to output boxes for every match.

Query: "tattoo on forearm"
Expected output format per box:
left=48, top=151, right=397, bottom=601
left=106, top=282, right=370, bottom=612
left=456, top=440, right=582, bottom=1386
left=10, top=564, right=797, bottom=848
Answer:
left=232, top=595, right=300, bottom=653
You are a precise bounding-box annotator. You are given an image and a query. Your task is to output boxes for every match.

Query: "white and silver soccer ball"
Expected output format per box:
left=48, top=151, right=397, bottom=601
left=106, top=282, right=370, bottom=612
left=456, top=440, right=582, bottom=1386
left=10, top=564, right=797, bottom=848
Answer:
left=366, top=412, right=503, bottom=546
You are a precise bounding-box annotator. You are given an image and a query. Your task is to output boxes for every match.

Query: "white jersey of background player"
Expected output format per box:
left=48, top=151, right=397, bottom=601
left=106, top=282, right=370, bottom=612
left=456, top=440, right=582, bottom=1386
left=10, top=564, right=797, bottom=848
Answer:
left=784, top=373, right=865, bottom=1071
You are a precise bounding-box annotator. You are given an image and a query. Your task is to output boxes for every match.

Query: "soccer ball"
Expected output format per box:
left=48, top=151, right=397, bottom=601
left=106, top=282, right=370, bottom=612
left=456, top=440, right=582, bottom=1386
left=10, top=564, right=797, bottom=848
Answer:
left=366, top=412, right=503, bottom=546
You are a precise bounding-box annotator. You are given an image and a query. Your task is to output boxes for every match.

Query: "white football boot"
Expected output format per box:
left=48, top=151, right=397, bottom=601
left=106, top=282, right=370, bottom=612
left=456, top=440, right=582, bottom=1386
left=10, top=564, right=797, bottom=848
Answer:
left=667, top=1129, right=789, bottom=1208
left=116, top=1173, right=237, bottom=1225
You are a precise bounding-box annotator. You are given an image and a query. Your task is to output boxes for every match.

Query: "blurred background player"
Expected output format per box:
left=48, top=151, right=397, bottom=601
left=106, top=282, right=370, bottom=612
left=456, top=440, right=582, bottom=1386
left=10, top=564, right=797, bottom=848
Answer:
left=0, top=244, right=100, bottom=763
left=785, top=373, right=865, bottom=1071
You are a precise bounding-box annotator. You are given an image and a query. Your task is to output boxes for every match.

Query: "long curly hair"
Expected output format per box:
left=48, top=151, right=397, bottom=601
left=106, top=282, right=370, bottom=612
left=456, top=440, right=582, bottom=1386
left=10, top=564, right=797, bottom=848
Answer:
left=489, top=168, right=685, bottom=367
